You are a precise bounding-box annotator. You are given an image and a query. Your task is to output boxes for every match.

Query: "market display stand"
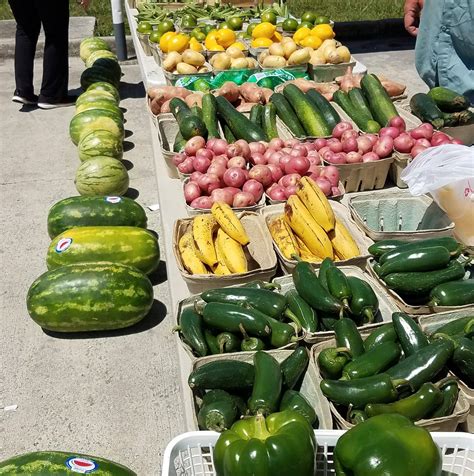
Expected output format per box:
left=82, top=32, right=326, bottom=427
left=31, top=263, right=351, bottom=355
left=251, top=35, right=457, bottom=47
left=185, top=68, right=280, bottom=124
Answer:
left=125, top=3, right=197, bottom=429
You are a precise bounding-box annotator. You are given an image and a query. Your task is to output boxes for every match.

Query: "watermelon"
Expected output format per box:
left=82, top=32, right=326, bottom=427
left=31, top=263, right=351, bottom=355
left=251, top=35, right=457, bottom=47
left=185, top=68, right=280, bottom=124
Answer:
left=0, top=451, right=136, bottom=475
left=80, top=66, right=119, bottom=90
left=47, top=195, right=148, bottom=238
left=69, top=108, right=123, bottom=145
left=75, top=157, right=129, bottom=196
left=76, top=90, right=118, bottom=107
left=75, top=102, right=124, bottom=121
left=47, top=226, right=160, bottom=274
left=80, top=37, right=110, bottom=63
left=87, top=82, right=120, bottom=103
left=78, top=130, right=124, bottom=161
left=27, top=262, right=154, bottom=332
left=85, top=49, right=118, bottom=68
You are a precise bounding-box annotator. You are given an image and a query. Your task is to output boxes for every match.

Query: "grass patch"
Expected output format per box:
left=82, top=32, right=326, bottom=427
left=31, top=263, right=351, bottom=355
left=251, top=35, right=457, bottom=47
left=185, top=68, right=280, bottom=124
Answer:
left=287, top=0, right=404, bottom=21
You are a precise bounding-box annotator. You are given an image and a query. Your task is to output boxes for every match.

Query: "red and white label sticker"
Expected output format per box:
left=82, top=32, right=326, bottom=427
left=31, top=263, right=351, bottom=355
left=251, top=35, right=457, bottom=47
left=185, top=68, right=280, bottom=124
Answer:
left=105, top=196, right=122, bottom=204
left=55, top=238, right=73, bottom=253
left=66, top=457, right=98, bottom=473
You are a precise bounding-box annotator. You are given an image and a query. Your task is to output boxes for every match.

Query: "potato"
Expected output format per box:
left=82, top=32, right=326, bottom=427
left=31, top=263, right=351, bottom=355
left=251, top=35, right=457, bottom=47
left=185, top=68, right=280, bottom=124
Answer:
left=176, top=62, right=198, bottom=74
left=320, top=39, right=337, bottom=56
left=258, top=51, right=269, bottom=63
left=182, top=49, right=205, bottom=67
left=287, top=48, right=310, bottom=65
left=231, top=57, right=249, bottom=69
left=226, top=46, right=245, bottom=59
left=310, top=49, right=326, bottom=65
left=198, top=66, right=209, bottom=73
left=262, top=55, right=287, bottom=68
left=336, top=45, right=351, bottom=63
left=282, top=40, right=298, bottom=59
left=281, top=36, right=293, bottom=44
left=269, top=42, right=285, bottom=57
left=211, top=52, right=232, bottom=70
left=163, top=51, right=182, bottom=72
left=246, top=57, right=257, bottom=68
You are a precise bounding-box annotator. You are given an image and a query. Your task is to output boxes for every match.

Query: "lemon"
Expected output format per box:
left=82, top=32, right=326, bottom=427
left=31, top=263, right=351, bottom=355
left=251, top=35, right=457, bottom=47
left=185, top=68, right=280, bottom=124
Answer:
left=293, top=26, right=311, bottom=44
left=229, top=41, right=247, bottom=50
left=189, top=37, right=203, bottom=51
left=159, top=31, right=176, bottom=53
left=167, top=33, right=189, bottom=53
left=216, top=28, right=236, bottom=48
left=312, top=24, right=335, bottom=40
left=252, top=22, right=276, bottom=39
left=251, top=37, right=273, bottom=48
left=301, top=35, right=322, bottom=49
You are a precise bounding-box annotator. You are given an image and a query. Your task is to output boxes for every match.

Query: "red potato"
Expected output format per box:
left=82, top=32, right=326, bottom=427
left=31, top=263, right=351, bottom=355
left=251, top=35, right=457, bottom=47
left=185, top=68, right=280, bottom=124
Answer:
left=285, top=185, right=298, bottom=198
left=379, top=127, right=400, bottom=140
left=285, top=156, right=310, bottom=175
left=328, top=140, right=344, bottom=153
left=172, top=153, right=186, bottom=167
left=451, top=138, right=464, bottom=145
left=267, top=163, right=284, bottom=183
left=431, top=131, right=451, bottom=146
left=328, top=152, right=348, bottom=164
left=233, top=191, right=256, bottom=208
left=308, top=172, right=322, bottom=183
left=190, top=171, right=204, bottom=183
left=226, top=143, right=242, bottom=158
left=291, top=144, right=308, bottom=157
left=394, top=133, right=415, bottom=153
left=249, top=164, right=273, bottom=187
left=314, top=138, right=328, bottom=150
left=320, top=165, right=340, bottom=186
left=208, top=139, right=228, bottom=155
left=346, top=151, right=363, bottom=163
left=388, top=116, right=406, bottom=132
left=264, top=149, right=276, bottom=161
left=215, top=81, right=240, bottom=103
left=243, top=179, right=264, bottom=202
left=251, top=153, right=267, bottom=166
left=206, top=138, right=218, bottom=150
left=177, top=158, right=195, bottom=174
left=416, top=138, right=432, bottom=148
left=410, top=144, right=429, bottom=158
left=266, top=184, right=287, bottom=201
left=184, top=181, right=201, bottom=204
left=249, top=142, right=266, bottom=154
left=174, top=87, right=192, bottom=99
left=307, top=164, right=322, bottom=177
left=365, top=134, right=379, bottom=146
left=190, top=196, right=214, bottom=209
left=207, top=162, right=227, bottom=179
left=285, top=138, right=300, bottom=148
left=223, top=167, right=247, bottom=188
left=356, top=136, right=373, bottom=154
left=234, top=140, right=251, bottom=159
left=307, top=151, right=321, bottom=166
left=279, top=154, right=292, bottom=172
left=410, top=124, right=433, bottom=140
left=373, top=136, right=394, bottom=158
left=213, top=155, right=229, bottom=166
left=227, top=156, right=247, bottom=169
left=269, top=138, right=285, bottom=150
left=341, top=130, right=358, bottom=141
left=315, top=177, right=332, bottom=196
left=242, top=169, right=250, bottom=181
left=362, top=152, right=380, bottom=162
left=321, top=150, right=335, bottom=163
left=332, top=121, right=353, bottom=139
left=198, top=173, right=221, bottom=194
left=223, top=187, right=241, bottom=197
left=279, top=173, right=301, bottom=188
left=318, top=146, right=331, bottom=157
left=196, top=148, right=214, bottom=161
left=210, top=188, right=234, bottom=206
left=185, top=136, right=206, bottom=156
left=342, top=137, right=358, bottom=153
left=192, top=156, right=211, bottom=173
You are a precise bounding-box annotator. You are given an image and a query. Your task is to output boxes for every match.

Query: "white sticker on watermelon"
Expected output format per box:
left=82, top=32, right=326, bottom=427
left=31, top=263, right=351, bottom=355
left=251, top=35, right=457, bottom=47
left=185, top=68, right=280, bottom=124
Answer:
left=55, top=238, right=73, bottom=253
left=105, top=196, right=122, bottom=204
left=66, top=457, right=98, bottom=473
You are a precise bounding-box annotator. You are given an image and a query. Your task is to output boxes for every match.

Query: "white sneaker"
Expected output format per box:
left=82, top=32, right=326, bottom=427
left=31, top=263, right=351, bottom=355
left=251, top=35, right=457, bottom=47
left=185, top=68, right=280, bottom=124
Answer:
left=38, top=95, right=77, bottom=109
left=12, top=93, right=38, bottom=105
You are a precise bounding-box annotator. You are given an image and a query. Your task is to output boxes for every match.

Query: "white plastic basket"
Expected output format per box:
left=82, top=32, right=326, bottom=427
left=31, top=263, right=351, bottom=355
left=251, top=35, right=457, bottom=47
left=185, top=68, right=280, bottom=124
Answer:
left=162, top=430, right=474, bottom=476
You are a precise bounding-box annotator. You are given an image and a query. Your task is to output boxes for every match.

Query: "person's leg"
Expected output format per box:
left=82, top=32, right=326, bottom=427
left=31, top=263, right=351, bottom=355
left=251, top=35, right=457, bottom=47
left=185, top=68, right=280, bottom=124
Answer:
left=36, top=0, right=70, bottom=104
left=8, top=0, right=40, bottom=103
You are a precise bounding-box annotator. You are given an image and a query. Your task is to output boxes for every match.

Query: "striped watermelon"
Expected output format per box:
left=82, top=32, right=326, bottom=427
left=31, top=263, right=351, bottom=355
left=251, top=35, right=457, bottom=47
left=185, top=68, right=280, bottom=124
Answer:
left=78, top=130, right=124, bottom=161
left=80, top=65, right=119, bottom=90
left=85, top=49, right=118, bottom=68
left=80, top=37, right=110, bottom=63
left=75, top=157, right=129, bottom=196
left=27, top=262, right=154, bottom=332
left=47, top=226, right=160, bottom=274
left=87, top=81, right=120, bottom=102
left=69, top=108, right=123, bottom=145
left=75, top=102, right=124, bottom=121
left=76, top=90, right=118, bottom=107
left=0, top=451, right=136, bottom=475
left=47, top=195, right=148, bottom=238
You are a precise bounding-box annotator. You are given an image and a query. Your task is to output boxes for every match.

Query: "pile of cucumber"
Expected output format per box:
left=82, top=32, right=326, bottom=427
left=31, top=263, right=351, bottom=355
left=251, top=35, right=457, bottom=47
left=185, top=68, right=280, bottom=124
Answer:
left=369, top=237, right=474, bottom=307
left=188, top=347, right=318, bottom=432
left=319, top=313, right=464, bottom=424
left=410, top=87, right=473, bottom=129
left=332, top=74, right=399, bottom=132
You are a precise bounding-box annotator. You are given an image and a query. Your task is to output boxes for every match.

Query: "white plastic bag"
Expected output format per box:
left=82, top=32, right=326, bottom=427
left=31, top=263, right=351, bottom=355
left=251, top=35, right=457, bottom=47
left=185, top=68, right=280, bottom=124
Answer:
left=401, top=144, right=474, bottom=245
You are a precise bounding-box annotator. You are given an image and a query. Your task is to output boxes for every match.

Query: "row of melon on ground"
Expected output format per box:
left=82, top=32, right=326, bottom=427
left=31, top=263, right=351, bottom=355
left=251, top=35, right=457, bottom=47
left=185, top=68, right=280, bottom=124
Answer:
left=26, top=38, right=161, bottom=333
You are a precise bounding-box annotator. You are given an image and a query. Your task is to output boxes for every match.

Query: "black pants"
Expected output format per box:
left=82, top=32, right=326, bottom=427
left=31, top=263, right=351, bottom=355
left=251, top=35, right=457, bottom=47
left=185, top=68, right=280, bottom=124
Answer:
left=9, top=0, right=69, bottom=101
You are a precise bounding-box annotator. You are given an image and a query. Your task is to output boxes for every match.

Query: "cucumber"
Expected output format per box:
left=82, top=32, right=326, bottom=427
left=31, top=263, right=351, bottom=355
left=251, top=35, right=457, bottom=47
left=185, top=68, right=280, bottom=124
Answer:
left=262, top=103, right=278, bottom=139
left=360, top=73, right=399, bottom=126
left=215, top=96, right=267, bottom=142
left=306, top=89, right=341, bottom=131
left=249, top=104, right=263, bottom=126
left=201, top=93, right=220, bottom=138
left=188, top=360, right=255, bottom=390
left=248, top=351, right=282, bottom=416
left=427, top=86, right=471, bottom=112
left=283, top=84, right=332, bottom=137
left=270, top=92, right=306, bottom=138
left=348, top=88, right=374, bottom=120
left=429, top=281, right=474, bottom=307
left=383, top=260, right=466, bottom=295
left=333, top=90, right=381, bottom=133
left=368, top=240, right=405, bottom=259
left=409, top=93, right=445, bottom=129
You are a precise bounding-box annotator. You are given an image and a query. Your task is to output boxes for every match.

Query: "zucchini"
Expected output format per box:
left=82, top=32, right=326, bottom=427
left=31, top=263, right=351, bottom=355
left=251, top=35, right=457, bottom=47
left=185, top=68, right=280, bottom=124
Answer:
left=283, top=84, right=332, bottom=137
left=173, top=130, right=186, bottom=153
left=429, top=280, right=474, bottom=307
left=169, top=97, right=191, bottom=121
left=427, top=86, right=471, bottom=112
left=306, top=89, right=341, bottom=131
left=201, top=93, right=220, bottom=138
left=262, top=103, right=278, bottom=139
left=188, top=360, right=255, bottom=390
left=348, top=88, right=374, bottom=120
left=249, top=104, right=263, bottom=126
left=333, top=90, right=381, bottom=133
left=191, top=105, right=202, bottom=119
left=270, top=92, right=306, bottom=138
left=169, top=98, right=207, bottom=141
left=383, top=260, right=466, bottom=295
left=443, top=110, right=474, bottom=127
left=215, top=96, right=267, bottom=142
left=409, top=93, right=445, bottom=129
left=222, top=123, right=236, bottom=143
left=360, top=73, right=398, bottom=126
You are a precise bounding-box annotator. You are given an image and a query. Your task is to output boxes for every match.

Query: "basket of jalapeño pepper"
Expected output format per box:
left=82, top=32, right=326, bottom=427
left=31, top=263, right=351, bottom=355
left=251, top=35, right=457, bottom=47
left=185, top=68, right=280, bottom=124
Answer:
left=311, top=311, right=470, bottom=431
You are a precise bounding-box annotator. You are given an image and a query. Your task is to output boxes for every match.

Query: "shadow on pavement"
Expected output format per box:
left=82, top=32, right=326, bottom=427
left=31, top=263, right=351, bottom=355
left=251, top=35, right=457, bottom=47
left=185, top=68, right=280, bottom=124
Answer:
left=120, top=81, right=146, bottom=99
left=42, top=299, right=168, bottom=339
left=149, top=260, right=168, bottom=286
left=126, top=187, right=139, bottom=199
left=124, top=140, right=135, bottom=152
left=122, top=159, right=134, bottom=171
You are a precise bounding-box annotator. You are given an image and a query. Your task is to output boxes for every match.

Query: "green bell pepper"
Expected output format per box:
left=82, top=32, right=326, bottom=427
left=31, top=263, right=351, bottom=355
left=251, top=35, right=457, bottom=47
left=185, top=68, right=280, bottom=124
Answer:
left=213, top=410, right=316, bottom=476
left=334, top=413, right=442, bottom=476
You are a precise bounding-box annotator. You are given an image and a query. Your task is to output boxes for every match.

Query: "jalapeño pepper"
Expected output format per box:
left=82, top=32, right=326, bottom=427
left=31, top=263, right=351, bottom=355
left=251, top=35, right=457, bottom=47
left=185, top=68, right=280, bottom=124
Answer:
left=392, top=312, right=428, bottom=357
left=285, top=289, right=318, bottom=333
left=335, top=318, right=365, bottom=358
left=317, top=347, right=352, bottom=380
